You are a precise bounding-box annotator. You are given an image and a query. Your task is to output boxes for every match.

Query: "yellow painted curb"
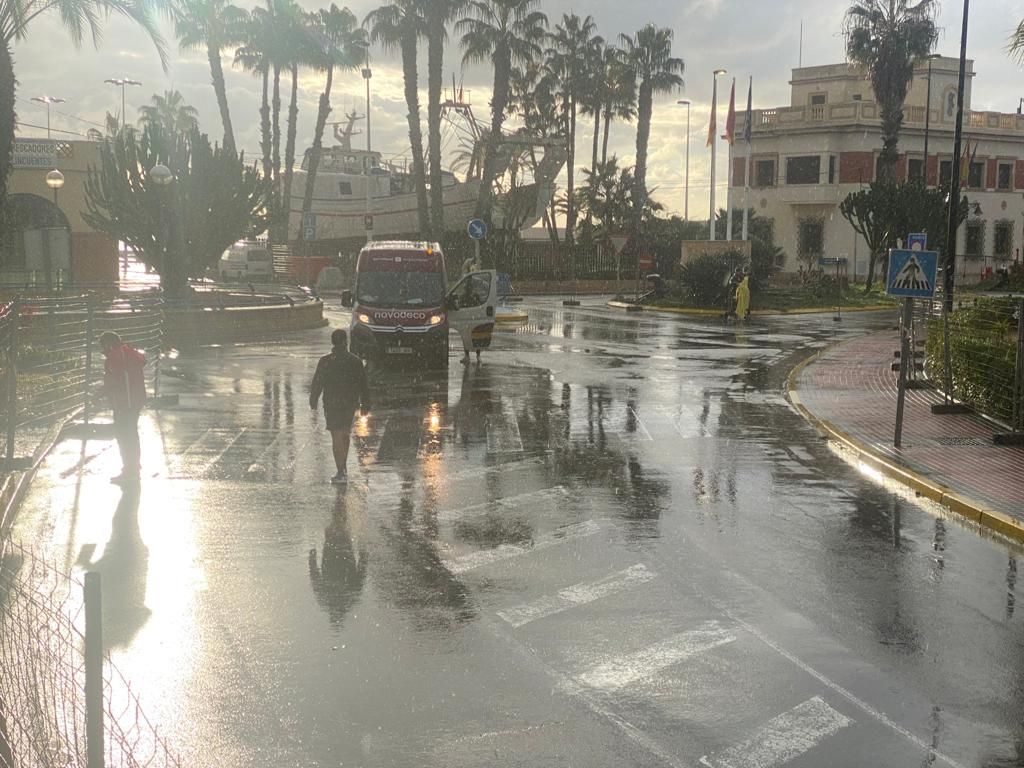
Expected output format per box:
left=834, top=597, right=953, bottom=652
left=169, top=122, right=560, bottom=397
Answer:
left=619, top=303, right=895, bottom=317
left=496, top=313, right=528, bottom=325
left=786, top=342, right=1023, bottom=546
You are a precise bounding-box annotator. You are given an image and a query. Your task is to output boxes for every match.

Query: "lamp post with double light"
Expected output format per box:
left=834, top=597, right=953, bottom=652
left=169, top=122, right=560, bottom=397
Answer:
left=677, top=99, right=691, bottom=220
left=362, top=58, right=373, bottom=243
left=104, top=78, right=142, bottom=129
left=709, top=69, right=727, bottom=240
left=31, top=96, right=65, bottom=140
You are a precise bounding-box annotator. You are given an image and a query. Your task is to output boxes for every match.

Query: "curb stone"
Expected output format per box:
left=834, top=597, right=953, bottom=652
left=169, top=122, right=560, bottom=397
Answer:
left=786, top=341, right=1022, bottom=546
left=607, top=301, right=895, bottom=317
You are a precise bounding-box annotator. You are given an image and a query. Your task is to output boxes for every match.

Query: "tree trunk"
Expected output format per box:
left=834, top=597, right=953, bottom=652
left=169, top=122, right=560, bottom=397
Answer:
left=260, top=66, right=271, bottom=183
left=601, top=109, right=611, bottom=167
left=591, top=108, right=600, bottom=177
left=0, top=42, right=16, bottom=211
left=427, top=18, right=445, bottom=237
left=565, top=97, right=576, bottom=245
left=281, top=61, right=299, bottom=243
left=270, top=63, right=282, bottom=245
left=633, top=82, right=653, bottom=226
left=401, top=35, right=430, bottom=235
left=878, top=98, right=903, bottom=183
left=298, top=64, right=334, bottom=253
left=476, top=47, right=511, bottom=224
left=207, top=41, right=236, bottom=154
left=864, top=251, right=879, bottom=292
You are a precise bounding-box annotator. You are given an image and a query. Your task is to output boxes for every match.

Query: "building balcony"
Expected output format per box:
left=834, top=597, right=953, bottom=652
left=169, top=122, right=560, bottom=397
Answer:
left=748, top=102, right=1024, bottom=136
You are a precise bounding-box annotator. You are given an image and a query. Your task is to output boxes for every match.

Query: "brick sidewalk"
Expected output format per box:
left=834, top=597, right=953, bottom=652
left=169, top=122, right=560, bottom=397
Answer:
left=794, top=329, right=1024, bottom=520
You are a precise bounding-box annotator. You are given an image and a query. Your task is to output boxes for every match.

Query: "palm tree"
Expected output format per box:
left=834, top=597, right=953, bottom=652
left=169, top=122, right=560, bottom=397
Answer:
left=601, top=54, right=636, bottom=167
left=366, top=0, right=430, bottom=233
left=138, top=90, right=200, bottom=137
left=424, top=0, right=464, bottom=235
left=174, top=0, right=247, bottom=154
left=457, top=0, right=547, bottom=223
left=619, top=24, right=683, bottom=228
left=234, top=7, right=272, bottom=188
left=298, top=5, right=366, bottom=249
left=279, top=0, right=307, bottom=242
left=1010, top=20, right=1024, bottom=63
left=844, top=0, right=938, bottom=182
left=0, top=0, right=166, bottom=207
left=545, top=13, right=600, bottom=241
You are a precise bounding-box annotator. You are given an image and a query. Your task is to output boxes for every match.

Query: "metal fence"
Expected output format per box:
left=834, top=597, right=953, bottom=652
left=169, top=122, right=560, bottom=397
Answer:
left=0, top=540, right=182, bottom=768
left=908, top=291, right=1024, bottom=441
left=0, top=294, right=164, bottom=461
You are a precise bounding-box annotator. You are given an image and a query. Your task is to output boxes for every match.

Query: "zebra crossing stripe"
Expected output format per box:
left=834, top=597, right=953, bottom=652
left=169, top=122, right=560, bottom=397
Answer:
left=699, top=696, right=852, bottom=768
left=436, top=486, right=568, bottom=524
left=578, top=621, right=736, bottom=690
left=498, top=564, right=655, bottom=628
left=443, top=520, right=603, bottom=575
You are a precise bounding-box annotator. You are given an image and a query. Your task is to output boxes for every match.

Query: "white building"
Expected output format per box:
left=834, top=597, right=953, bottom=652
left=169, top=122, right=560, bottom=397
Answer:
left=731, top=57, right=1024, bottom=280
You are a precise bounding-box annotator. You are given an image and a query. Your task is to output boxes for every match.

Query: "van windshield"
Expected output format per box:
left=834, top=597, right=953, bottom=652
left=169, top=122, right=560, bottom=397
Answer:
left=357, top=271, right=445, bottom=307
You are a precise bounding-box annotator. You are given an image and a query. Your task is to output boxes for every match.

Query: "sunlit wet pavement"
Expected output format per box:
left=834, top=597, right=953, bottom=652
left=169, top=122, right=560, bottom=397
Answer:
left=12, top=297, right=1024, bottom=768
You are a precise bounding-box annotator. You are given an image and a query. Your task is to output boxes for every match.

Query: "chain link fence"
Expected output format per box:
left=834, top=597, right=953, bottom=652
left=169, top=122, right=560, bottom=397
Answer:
left=0, top=540, right=182, bottom=768
left=0, top=293, right=164, bottom=467
left=908, top=291, right=1024, bottom=441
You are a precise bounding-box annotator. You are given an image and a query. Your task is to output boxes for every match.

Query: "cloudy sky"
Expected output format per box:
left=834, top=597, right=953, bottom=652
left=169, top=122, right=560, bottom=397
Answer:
left=14, top=0, right=1024, bottom=218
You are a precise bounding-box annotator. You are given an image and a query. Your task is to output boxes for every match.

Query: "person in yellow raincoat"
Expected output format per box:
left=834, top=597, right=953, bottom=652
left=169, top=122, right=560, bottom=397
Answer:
left=734, top=271, right=751, bottom=321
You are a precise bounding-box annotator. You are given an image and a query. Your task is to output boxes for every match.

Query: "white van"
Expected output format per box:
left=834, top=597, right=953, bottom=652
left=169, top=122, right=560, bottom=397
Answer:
left=219, top=242, right=273, bottom=280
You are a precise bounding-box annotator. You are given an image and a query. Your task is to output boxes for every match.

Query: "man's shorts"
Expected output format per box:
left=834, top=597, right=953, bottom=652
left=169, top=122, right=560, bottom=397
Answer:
left=324, top=405, right=356, bottom=432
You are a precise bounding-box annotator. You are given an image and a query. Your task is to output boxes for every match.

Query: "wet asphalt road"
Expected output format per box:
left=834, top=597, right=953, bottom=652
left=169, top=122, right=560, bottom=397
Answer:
left=11, top=297, right=1024, bottom=768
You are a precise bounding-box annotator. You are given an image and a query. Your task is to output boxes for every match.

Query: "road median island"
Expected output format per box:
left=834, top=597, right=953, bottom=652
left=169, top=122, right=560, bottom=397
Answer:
left=787, top=334, right=1024, bottom=546
left=162, top=299, right=328, bottom=347
left=607, top=301, right=894, bottom=317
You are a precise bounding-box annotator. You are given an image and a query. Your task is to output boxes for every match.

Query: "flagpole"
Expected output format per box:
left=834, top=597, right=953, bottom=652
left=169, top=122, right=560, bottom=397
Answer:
left=726, top=78, right=736, bottom=242
left=742, top=77, right=752, bottom=242
left=709, top=69, right=726, bottom=240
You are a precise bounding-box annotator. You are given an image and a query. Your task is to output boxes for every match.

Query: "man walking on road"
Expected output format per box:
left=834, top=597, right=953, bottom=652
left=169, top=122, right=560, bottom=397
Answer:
left=310, top=329, right=371, bottom=485
left=100, top=331, right=146, bottom=485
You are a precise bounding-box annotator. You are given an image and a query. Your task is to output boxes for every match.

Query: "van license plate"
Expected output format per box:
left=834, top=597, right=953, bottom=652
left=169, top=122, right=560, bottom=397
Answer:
left=386, top=347, right=414, bottom=355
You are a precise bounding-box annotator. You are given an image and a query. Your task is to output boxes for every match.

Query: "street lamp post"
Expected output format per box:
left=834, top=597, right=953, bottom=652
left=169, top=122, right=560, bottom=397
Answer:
left=362, top=58, right=373, bottom=244
left=44, top=169, right=64, bottom=292
left=678, top=99, right=691, bottom=220
left=149, top=164, right=175, bottom=292
left=104, top=78, right=142, bottom=129
left=710, top=69, right=727, bottom=240
left=31, top=96, right=65, bottom=140
left=923, top=54, right=940, bottom=184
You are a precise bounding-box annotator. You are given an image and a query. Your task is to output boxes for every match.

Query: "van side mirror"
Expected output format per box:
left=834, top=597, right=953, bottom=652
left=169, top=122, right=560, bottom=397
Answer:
left=341, top=289, right=353, bottom=308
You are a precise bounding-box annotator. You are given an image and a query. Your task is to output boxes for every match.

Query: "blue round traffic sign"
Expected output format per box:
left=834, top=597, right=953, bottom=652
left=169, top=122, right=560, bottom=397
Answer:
left=467, top=218, right=487, bottom=240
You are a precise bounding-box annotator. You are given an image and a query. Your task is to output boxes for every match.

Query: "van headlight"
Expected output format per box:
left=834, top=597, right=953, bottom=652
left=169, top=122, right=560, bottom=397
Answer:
left=358, top=313, right=371, bottom=324
left=429, top=314, right=443, bottom=326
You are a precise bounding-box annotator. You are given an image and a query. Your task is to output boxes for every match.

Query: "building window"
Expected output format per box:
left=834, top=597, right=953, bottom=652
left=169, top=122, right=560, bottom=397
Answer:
left=755, top=159, right=776, bottom=188
left=786, top=156, right=820, bottom=185
left=939, top=160, right=952, bottom=186
left=810, top=94, right=826, bottom=106
left=968, top=161, right=985, bottom=189
left=852, top=94, right=862, bottom=102
left=797, top=217, right=825, bottom=263
left=338, top=181, right=353, bottom=196
left=964, top=220, right=985, bottom=257
left=994, top=220, right=1014, bottom=258
left=998, top=162, right=1014, bottom=191
left=908, top=158, right=925, bottom=183
left=828, top=156, right=836, bottom=184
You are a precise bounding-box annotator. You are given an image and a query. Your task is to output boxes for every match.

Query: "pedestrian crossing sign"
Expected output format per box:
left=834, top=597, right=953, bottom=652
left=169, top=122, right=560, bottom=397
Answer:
left=886, top=249, right=938, bottom=298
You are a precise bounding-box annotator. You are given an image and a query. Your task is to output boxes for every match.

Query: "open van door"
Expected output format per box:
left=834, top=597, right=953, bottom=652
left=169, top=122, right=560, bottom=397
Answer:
left=447, top=270, right=498, bottom=358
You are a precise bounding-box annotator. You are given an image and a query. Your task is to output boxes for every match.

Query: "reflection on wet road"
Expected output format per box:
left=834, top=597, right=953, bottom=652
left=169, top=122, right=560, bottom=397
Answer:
left=12, top=298, right=1024, bottom=768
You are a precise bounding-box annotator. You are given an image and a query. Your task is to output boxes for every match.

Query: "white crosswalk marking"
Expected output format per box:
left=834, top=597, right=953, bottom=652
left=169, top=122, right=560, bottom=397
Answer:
left=443, top=520, right=603, bottom=575
left=498, top=564, right=655, bottom=628
left=578, top=621, right=736, bottom=690
left=699, top=696, right=852, bottom=768
left=436, top=486, right=568, bottom=524
left=167, top=428, right=245, bottom=477
left=486, top=412, right=524, bottom=454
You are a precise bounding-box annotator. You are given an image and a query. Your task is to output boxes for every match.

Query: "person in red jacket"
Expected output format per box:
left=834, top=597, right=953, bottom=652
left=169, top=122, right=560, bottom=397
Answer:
left=100, top=332, right=147, bottom=484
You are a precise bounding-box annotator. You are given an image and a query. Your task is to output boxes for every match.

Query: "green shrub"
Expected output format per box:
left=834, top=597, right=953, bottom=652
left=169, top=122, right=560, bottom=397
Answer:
left=676, top=250, right=747, bottom=308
